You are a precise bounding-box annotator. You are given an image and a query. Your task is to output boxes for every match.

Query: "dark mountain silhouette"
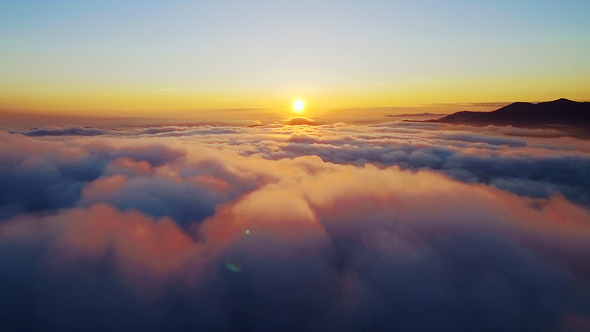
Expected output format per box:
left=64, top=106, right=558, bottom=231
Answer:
left=432, top=98, right=590, bottom=128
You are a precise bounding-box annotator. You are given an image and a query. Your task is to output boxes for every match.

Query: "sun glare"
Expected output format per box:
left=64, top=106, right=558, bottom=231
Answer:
left=293, top=100, right=305, bottom=113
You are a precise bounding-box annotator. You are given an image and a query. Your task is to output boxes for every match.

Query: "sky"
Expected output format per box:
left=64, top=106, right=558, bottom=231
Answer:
left=1, top=0, right=590, bottom=118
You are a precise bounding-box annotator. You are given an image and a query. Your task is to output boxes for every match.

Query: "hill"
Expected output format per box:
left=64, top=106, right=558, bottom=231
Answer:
left=432, top=98, right=590, bottom=128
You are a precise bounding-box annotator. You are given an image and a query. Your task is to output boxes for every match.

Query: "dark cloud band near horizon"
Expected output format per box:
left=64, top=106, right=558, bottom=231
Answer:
left=1, top=122, right=590, bottom=331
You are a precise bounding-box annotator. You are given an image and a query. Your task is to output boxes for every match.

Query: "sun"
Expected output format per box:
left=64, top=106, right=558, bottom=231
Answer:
left=293, top=100, right=305, bottom=113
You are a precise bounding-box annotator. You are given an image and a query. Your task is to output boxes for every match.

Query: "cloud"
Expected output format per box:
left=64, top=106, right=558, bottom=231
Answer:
left=11, top=125, right=108, bottom=137
left=138, top=125, right=243, bottom=136
left=1, top=123, right=590, bottom=331
left=438, top=133, right=527, bottom=147
left=285, top=117, right=322, bottom=126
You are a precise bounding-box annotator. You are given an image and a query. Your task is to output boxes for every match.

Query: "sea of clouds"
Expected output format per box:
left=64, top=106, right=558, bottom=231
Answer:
left=1, top=121, right=590, bottom=331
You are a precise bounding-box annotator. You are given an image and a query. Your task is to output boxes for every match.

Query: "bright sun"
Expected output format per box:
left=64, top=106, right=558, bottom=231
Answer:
left=293, top=100, right=305, bottom=113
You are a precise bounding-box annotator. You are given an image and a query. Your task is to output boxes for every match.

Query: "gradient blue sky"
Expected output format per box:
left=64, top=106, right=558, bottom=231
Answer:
left=1, top=0, right=589, bottom=115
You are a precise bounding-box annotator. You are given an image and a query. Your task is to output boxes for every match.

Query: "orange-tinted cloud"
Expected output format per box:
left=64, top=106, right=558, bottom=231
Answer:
left=1, top=123, right=590, bottom=331
left=0, top=204, right=207, bottom=290
left=107, top=156, right=153, bottom=175
left=81, top=174, right=128, bottom=200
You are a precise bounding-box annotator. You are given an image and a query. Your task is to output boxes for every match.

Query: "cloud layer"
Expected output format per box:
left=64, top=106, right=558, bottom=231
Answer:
left=1, top=122, right=590, bottom=331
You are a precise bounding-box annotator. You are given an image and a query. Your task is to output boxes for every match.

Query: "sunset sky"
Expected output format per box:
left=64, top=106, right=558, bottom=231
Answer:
left=2, top=2, right=590, bottom=331
left=1, top=0, right=590, bottom=118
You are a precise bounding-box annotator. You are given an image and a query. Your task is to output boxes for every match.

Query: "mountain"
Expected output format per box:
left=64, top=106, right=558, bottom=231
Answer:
left=385, top=112, right=440, bottom=118
left=432, top=98, right=590, bottom=128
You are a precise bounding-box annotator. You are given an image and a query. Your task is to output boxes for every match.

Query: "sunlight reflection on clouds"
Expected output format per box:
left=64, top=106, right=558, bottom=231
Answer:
left=0, top=122, right=589, bottom=331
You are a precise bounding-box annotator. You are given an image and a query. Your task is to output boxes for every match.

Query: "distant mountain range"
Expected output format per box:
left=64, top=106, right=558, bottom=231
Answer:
left=431, top=98, right=590, bottom=128
left=385, top=112, right=440, bottom=118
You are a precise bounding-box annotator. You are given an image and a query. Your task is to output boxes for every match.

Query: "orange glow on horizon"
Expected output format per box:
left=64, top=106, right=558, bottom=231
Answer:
left=1, top=75, right=589, bottom=119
